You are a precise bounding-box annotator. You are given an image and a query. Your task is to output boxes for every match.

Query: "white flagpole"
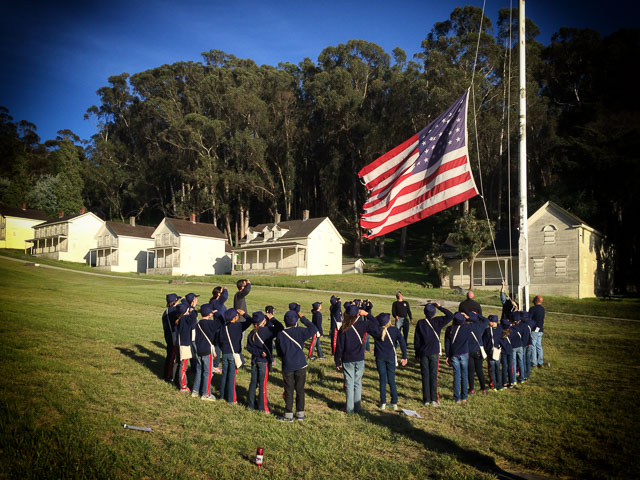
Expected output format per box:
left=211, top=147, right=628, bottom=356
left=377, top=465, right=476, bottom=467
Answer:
left=518, top=0, right=530, bottom=310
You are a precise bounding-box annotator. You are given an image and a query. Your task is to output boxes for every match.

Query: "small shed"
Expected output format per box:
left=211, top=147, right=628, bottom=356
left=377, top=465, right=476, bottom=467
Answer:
left=342, top=258, right=366, bottom=274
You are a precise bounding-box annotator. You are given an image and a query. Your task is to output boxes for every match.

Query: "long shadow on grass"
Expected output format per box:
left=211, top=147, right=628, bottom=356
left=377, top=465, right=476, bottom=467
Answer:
left=360, top=410, right=528, bottom=480
left=116, top=344, right=165, bottom=378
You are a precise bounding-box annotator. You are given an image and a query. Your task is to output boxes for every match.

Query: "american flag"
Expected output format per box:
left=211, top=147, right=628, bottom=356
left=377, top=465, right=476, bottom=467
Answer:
left=358, top=89, right=478, bottom=239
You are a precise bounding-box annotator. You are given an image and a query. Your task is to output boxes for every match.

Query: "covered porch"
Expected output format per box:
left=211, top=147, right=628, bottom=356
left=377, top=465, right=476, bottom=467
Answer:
left=146, top=246, right=180, bottom=275
left=232, top=243, right=307, bottom=276
left=445, top=255, right=516, bottom=289
left=88, top=247, right=119, bottom=268
left=26, top=235, right=68, bottom=256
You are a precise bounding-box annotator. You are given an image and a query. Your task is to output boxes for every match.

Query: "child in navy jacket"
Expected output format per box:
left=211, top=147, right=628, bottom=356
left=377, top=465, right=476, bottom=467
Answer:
left=276, top=310, right=317, bottom=421
left=309, top=302, right=325, bottom=360
left=176, top=301, right=197, bottom=392
left=414, top=303, right=453, bottom=406
left=329, top=295, right=342, bottom=354
left=246, top=311, right=283, bottom=412
left=162, top=293, right=180, bottom=383
left=499, top=318, right=515, bottom=388
left=218, top=308, right=252, bottom=403
left=518, top=311, right=534, bottom=381
left=482, top=315, right=502, bottom=390
left=193, top=303, right=220, bottom=400
left=444, top=312, right=473, bottom=403
left=334, top=305, right=381, bottom=413
left=372, top=313, right=407, bottom=410
left=209, top=286, right=228, bottom=372
left=467, top=313, right=490, bottom=394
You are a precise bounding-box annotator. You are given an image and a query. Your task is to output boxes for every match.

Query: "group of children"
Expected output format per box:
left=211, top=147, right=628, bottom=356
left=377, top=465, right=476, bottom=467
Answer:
left=161, top=282, right=546, bottom=417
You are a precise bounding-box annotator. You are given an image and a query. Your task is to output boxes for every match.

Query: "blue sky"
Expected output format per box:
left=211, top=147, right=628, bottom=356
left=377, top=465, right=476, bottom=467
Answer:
left=1, top=0, right=637, bottom=142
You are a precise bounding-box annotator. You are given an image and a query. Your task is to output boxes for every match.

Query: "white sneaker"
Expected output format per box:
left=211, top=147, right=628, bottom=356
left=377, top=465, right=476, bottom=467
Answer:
left=380, top=403, right=386, bottom=410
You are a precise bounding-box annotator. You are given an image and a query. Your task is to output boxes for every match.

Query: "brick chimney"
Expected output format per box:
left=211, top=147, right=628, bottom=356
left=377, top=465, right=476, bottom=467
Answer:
left=302, top=209, right=309, bottom=221
left=274, top=213, right=281, bottom=224
left=59, top=211, right=64, bottom=218
left=21, top=202, right=26, bottom=210
left=129, top=216, right=136, bottom=226
left=79, top=207, right=86, bottom=214
left=190, top=213, right=196, bottom=224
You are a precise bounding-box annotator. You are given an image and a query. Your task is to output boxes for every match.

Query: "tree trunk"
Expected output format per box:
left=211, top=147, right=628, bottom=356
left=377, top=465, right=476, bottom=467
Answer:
left=369, top=237, right=375, bottom=257
left=379, top=235, right=385, bottom=258
left=468, top=254, right=477, bottom=290
left=399, top=226, right=407, bottom=259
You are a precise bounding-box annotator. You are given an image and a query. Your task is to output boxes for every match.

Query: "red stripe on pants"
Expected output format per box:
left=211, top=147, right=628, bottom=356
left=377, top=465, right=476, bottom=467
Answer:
left=263, top=364, right=270, bottom=413
left=308, top=336, right=316, bottom=359
left=180, top=359, right=188, bottom=389
left=206, top=355, right=213, bottom=395
left=332, top=329, right=337, bottom=353
left=233, top=368, right=237, bottom=403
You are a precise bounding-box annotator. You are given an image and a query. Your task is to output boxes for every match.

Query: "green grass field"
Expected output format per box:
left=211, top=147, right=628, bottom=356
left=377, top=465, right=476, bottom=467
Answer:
left=1, top=256, right=639, bottom=479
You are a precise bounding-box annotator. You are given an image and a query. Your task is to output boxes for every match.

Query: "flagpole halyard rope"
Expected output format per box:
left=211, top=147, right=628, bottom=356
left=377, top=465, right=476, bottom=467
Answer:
left=470, top=0, right=505, bottom=282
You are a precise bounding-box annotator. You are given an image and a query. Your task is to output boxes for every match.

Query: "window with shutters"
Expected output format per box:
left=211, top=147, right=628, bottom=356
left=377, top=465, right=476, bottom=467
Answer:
left=0, top=216, right=5, bottom=240
left=532, top=257, right=545, bottom=276
left=554, top=256, right=567, bottom=276
left=543, top=225, right=557, bottom=245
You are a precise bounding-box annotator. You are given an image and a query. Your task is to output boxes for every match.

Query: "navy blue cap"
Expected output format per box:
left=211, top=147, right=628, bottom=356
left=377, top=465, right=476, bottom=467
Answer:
left=345, top=305, right=359, bottom=317
left=166, top=293, right=179, bottom=304
left=224, top=308, right=238, bottom=323
left=265, top=305, right=275, bottom=314
left=488, top=314, right=499, bottom=323
left=512, top=311, right=522, bottom=322
left=330, top=295, right=340, bottom=305
left=453, top=312, right=466, bottom=325
left=288, top=302, right=300, bottom=313
left=185, top=293, right=200, bottom=304
left=424, top=304, right=437, bottom=318
left=284, top=310, right=298, bottom=326
left=175, top=303, right=189, bottom=316
left=200, top=304, right=214, bottom=317
left=252, top=311, right=266, bottom=324
left=312, top=301, right=322, bottom=310
left=376, top=313, right=391, bottom=327
left=500, top=318, right=511, bottom=329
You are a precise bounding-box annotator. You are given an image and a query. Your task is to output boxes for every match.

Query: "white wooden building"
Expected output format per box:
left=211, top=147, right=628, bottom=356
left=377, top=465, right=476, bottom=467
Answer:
left=443, top=201, right=607, bottom=298
left=147, top=216, right=231, bottom=276
left=233, top=212, right=344, bottom=276
left=28, top=210, right=104, bottom=263
left=89, top=218, right=155, bottom=273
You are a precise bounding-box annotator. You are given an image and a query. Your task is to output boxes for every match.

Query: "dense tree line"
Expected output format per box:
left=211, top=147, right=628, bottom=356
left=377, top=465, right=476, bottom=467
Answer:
left=1, top=7, right=638, bottom=291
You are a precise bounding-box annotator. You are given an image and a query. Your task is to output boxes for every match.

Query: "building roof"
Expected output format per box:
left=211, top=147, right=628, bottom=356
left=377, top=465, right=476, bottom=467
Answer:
left=0, top=204, right=48, bottom=221
left=165, top=217, right=227, bottom=240
left=249, top=217, right=328, bottom=241
left=106, top=221, right=155, bottom=239
left=528, top=201, right=602, bottom=236
left=37, top=213, right=86, bottom=226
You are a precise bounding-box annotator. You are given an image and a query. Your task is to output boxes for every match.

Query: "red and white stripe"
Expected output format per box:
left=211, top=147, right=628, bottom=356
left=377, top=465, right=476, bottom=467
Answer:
left=358, top=96, right=478, bottom=238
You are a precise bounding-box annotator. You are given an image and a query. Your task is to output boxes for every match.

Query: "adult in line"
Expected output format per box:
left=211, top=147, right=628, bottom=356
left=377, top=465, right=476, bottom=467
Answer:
left=391, top=291, right=412, bottom=347
left=233, top=279, right=251, bottom=365
left=334, top=305, right=380, bottom=413
left=458, top=290, right=482, bottom=316
left=529, top=295, right=545, bottom=367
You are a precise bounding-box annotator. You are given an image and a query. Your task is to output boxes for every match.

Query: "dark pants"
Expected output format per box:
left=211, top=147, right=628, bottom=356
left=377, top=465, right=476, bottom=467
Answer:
left=163, top=338, right=176, bottom=380
left=468, top=350, right=487, bottom=391
left=248, top=361, right=270, bottom=412
left=220, top=353, right=237, bottom=403
left=282, top=368, right=306, bottom=417
left=419, top=354, right=440, bottom=403
left=375, top=357, right=398, bottom=404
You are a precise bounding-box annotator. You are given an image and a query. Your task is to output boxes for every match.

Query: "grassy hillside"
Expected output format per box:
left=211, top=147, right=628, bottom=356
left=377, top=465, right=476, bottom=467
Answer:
left=0, top=257, right=639, bottom=479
